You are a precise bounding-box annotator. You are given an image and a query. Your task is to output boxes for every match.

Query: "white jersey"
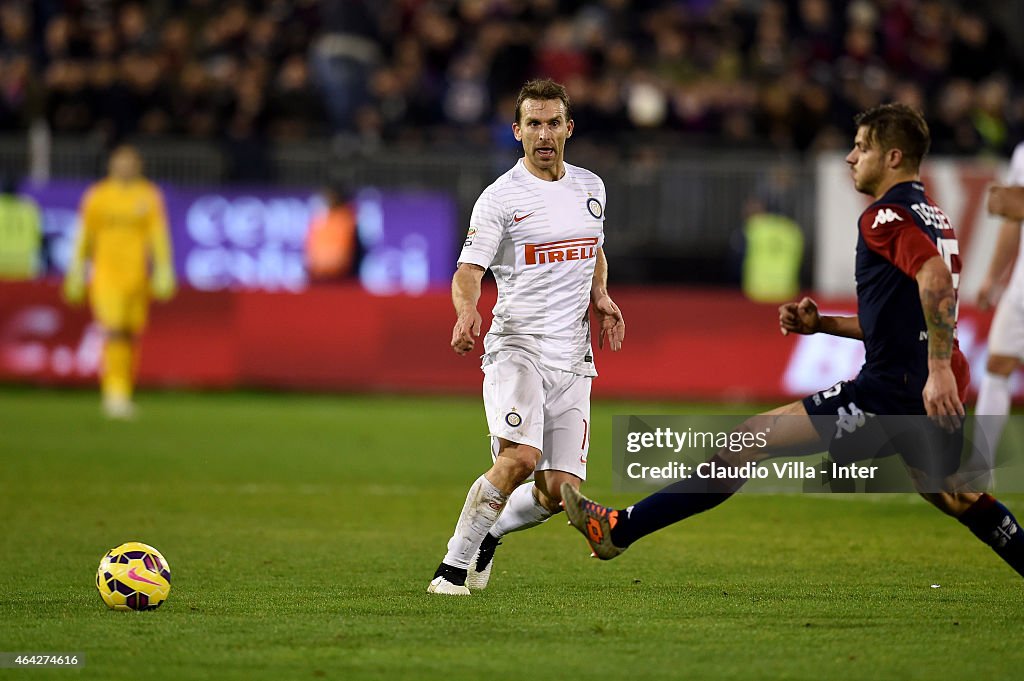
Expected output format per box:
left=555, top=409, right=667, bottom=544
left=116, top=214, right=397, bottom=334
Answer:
left=458, top=159, right=606, bottom=376
left=1007, top=142, right=1024, bottom=291
left=986, top=142, right=1024, bottom=358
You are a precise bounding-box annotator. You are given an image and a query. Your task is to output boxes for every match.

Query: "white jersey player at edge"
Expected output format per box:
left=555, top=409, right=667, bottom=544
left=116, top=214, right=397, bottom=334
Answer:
left=973, top=141, right=1024, bottom=486
left=428, top=78, right=626, bottom=595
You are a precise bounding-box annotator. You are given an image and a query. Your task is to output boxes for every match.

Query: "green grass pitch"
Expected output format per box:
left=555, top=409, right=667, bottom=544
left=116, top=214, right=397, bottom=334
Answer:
left=0, top=389, right=1022, bottom=680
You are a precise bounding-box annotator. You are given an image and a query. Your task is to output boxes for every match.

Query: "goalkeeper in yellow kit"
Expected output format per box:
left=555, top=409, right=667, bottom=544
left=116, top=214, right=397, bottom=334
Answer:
left=63, top=145, right=176, bottom=418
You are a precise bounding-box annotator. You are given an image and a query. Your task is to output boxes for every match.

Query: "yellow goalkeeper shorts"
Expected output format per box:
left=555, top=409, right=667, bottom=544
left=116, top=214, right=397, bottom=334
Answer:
left=90, top=288, right=149, bottom=334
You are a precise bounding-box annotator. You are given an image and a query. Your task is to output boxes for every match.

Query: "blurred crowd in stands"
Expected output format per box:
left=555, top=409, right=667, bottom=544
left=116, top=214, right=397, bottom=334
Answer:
left=1, top=0, right=1022, bottom=157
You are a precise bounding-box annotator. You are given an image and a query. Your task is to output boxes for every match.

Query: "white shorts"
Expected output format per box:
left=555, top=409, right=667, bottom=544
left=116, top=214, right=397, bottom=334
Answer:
left=988, top=281, right=1024, bottom=358
left=481, top=350, right=592, bottom=480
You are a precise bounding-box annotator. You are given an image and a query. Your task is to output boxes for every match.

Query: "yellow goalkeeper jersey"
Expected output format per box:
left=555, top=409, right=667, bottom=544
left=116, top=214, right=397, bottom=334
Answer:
left=75, top=178, right=172, bottom=293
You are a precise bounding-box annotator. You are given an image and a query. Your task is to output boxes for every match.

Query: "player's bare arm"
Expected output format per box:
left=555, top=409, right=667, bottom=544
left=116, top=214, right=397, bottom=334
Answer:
left=916, top=254, right=964, bottom=431
left=451, top=263, right=485, bottom=355
left=779, top=297, right=862, bottom=339
left=977, top=217, right=1020, bottom=310
left=590, top=247, right=624, bottom=351
left=987, top=185, right=1024, bottom=221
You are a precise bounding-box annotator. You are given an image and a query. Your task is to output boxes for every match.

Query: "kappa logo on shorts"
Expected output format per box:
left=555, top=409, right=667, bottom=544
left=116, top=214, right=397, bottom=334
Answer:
left=505, top=410, right=522, bottom=427
left=834, top=403, right=868, bottom=439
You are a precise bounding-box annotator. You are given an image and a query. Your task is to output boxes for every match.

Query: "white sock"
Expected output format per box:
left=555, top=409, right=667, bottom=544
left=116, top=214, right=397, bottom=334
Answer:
left=442, top=475, right=509, bottom=569
left=972, top=372, right=1011, bottom=472
left=490, top=482, right=554, bottom=538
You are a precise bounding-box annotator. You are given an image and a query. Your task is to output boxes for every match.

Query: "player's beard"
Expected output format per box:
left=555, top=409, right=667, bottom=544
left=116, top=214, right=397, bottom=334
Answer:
left=854, top=165, right=880, bottom=196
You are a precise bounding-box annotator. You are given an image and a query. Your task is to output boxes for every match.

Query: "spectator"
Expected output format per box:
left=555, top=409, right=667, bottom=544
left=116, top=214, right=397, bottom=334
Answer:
left=0, top=3, right=32, bottom=61
left=305, top=185, right=359, bottom=282
left=310, top=0, right=380, bottom=134
left=0, top=54, right=33, bottom=130
left=2, top=0, right=1020, bottom=154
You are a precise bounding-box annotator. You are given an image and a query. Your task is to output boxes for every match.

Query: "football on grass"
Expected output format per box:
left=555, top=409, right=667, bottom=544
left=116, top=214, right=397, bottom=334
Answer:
left=96, top=542, right=171, bottom=611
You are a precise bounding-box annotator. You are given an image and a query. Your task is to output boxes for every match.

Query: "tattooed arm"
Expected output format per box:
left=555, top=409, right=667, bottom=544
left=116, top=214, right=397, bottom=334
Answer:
left=916, top=254, right=964, bottom=431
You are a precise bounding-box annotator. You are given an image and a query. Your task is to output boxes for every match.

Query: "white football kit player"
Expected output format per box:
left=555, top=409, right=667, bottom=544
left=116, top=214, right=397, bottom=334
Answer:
left=457, top=158, right=606, bottom=479
left=973, top=141, right=1024, bottom=485
left=986, top=142, right=1024, bottom=358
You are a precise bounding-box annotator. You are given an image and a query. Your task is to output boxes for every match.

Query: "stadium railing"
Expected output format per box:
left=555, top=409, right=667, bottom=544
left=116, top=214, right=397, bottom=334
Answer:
left=0, top=133, right=816, bottom=282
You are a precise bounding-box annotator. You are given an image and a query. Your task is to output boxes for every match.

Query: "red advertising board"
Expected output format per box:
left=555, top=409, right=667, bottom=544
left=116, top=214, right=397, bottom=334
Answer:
left=0, top=282, right=1008, bottom=401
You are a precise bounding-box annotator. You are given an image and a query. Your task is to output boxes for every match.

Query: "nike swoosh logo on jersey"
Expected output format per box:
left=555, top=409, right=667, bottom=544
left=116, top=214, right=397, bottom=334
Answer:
left=513, top=212, right=535, bottom=223
left=127, top=567, right=160, bottom=586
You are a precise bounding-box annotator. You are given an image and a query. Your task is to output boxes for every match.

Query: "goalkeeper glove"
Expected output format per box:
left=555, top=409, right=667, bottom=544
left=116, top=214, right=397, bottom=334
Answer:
left=151, top=266, right=177, bottom=301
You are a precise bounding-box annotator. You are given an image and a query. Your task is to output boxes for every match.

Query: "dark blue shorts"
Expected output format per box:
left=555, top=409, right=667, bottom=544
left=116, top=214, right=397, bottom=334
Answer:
left=801, top=377, right=963, bottom=480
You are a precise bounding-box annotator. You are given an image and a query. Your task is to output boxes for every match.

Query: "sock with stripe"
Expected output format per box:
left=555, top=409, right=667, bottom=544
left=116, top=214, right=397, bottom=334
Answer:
left=959, top=493, right=1024, bottom=578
